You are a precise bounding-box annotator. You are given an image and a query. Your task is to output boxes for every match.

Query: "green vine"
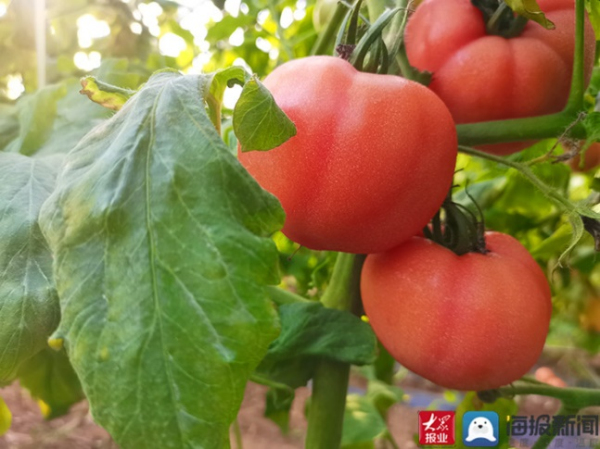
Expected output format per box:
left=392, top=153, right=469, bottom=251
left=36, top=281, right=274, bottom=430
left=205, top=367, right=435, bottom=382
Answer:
left=304, top=253, right=365, bottom=449
left=459, top=144, right=600, bottom=265
left=478, top=380, right=600, bottom=449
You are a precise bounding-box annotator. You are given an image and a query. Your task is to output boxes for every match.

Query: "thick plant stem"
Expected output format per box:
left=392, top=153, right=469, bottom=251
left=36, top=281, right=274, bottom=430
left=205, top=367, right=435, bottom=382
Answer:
left=565, top=0, right=585, bottom=112
left=457, top=0, right=588, bottom=146
left=305, top=253, right=364, bottom=449
left=499, top=381, right=600, bottom=409
left=457, top=112, right=586, bottom=147
left=321, top=253, right=364, bottom=311
left=305, top=360, right=351, bottom=449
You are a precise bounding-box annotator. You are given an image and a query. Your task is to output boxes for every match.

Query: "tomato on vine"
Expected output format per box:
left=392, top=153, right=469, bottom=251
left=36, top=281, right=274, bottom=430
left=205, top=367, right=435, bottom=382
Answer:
left=405, top=0, right=596, bottom=155
left=361, top=231, right=552, bottom=391
left=361, top=194, right=552, bottom=391
left=239, top=56, right=458, bottom=254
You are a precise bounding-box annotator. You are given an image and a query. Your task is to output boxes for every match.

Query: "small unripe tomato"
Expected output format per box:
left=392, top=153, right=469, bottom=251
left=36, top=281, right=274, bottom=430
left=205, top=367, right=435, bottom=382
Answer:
left=239, top=56, right=457, bottom=254
left=361, top=233, right=552, bottom=391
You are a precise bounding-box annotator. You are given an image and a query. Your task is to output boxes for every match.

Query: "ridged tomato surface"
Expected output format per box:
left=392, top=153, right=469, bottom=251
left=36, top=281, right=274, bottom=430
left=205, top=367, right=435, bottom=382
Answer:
left=361, top=233, right=552, bottom=390
left=239, top=56, right=457, bottom=254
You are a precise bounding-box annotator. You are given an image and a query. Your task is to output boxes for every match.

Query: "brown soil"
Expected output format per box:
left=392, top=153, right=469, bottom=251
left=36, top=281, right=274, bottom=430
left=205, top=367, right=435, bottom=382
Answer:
left=0, top=360, right=590, bottom=449
left=1, top=380, right=427, bottom=449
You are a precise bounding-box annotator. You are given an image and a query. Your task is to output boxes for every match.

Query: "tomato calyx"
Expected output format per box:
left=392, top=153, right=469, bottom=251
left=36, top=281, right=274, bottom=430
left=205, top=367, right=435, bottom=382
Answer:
left=333, top=0, right=407, bottom=74
left=471, top=0, right=528, bottom=38
left=423, top=191, right=488, bottom=256
left=476, top=389, right=503, bottom=403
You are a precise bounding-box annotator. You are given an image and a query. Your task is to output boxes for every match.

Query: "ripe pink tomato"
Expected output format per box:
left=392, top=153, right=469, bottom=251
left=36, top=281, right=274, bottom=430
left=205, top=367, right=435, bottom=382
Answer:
left=361, top=232, right=552, bottom=390
left=239, top=56, right=457, bottom=253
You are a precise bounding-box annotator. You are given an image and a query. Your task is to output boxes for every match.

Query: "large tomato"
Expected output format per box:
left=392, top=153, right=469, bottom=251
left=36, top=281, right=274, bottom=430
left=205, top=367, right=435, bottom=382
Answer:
left=405, top=0, right=596, bottom=155
left=361, top=232, right=552, bottom=390
left=239, top=56, right=457, bottom=254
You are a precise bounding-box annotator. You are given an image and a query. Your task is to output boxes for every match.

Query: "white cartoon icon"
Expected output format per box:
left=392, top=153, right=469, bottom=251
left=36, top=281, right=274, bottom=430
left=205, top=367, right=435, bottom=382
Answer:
left=465, top=417, right=497, bottom=442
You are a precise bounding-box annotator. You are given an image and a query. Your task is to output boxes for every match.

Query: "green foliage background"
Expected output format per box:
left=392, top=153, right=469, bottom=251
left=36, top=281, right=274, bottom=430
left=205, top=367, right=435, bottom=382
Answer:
left=0, top=0, right=600, bottom=447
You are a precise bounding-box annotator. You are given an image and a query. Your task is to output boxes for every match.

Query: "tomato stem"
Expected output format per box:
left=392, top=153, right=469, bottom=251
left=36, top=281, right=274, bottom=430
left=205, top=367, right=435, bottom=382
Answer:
left=305, top=360, right=351, bottom=449
left=490, top=385, right=590, bottom=449
left=457, top=112, right=586, bottom=146
left=425, top=192, right=487, bottom=256
left=472, top=0, right=528, bottom=38
left=459, top=144, right=600, bottom=263
left=320, top=253, right=365, bottom=311
left=305, top=253, right=365, bottom=449
left=494, top=380, right=600, bottom=410
left=458, top=145, right=575, bottom=213
left=351, top=6, right=402, bottom=71
left=565, top=0, right=586, bottom=113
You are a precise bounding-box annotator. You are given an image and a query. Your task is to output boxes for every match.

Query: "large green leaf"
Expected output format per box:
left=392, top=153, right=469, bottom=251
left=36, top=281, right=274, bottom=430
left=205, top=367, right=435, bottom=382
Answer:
left=34, top=79, right=113, bottom=156
left=266, top=302, right=378, bottom=365
left=0, top=104, right=19, bottom=151
left=257, top=302, right=378, bottom=433
left=4, top=83, right=67, bottom=156
left=3, top=79, right=113, bottom=157
left=17, top=347, right=83, bottom=419
left=39, top=71, right=284, bottom=449
left=0, top=152, right=62, bottom=384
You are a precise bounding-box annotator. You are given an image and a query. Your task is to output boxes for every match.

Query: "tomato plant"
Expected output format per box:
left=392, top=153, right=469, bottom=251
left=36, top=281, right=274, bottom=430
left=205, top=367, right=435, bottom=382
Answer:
left=0, top=0, right=600, bottom=448
left=405, top=0, right=596, bottom=154
left=239, top=56, right=457, bottom=253
left=361, top=232, right=552, bottom=391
